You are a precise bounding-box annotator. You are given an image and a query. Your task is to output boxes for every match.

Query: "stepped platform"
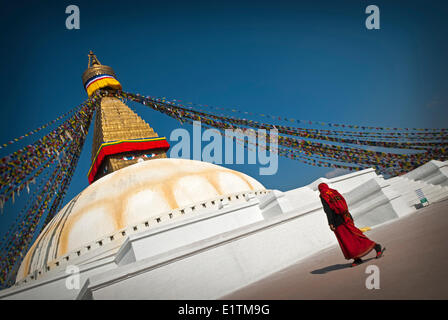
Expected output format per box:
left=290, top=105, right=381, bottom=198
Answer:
left=223, top=199, right=448, bottom=299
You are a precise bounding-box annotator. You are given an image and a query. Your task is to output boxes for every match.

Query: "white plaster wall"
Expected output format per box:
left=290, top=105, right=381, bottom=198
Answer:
left=79, top=208, right=336, bottom=300
left=4, top=162, right=442, bottom=300
left=404, top=160, right=448, bottom=187
left=347, top=178, right=400, bottom=226
left=387, top=176, right=448, bottom=206
left=283, top=187, right=320, bottom=213
left=116, top=199, right=264, bottom=266
left=0, top=194, right=266, bottom=300
left=78, top=174, right=413, bottom=300
left=0, top=256, right=117, bottom=300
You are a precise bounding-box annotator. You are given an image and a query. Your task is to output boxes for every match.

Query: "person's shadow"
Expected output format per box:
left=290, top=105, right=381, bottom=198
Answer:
left=310, top=257, right=375, bottom=274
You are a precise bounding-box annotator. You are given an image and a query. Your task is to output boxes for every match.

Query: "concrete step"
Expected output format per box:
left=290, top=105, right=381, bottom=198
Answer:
left=404, top=160, right=448, bottom=187
left=388, top=178, right=438, bottom=201
left=387, top=176, right=448, bottom=207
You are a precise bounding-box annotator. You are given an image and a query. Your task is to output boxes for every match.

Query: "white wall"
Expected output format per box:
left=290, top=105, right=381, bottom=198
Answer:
left=404, top=160, right=448, bottom=187
left=3, top=162, right=435, bottom=300
left=78, top=173, right=414, bottom=299
left=116, top=197, right=265, bottom=266
left=78, top=207, right=336, bottom=300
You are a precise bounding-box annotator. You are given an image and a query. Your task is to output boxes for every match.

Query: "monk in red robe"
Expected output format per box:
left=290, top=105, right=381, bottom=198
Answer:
left=318, top=183, right=385, bottom=267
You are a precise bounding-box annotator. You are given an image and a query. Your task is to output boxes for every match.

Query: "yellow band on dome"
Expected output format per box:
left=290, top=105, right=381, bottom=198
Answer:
left=86, top=77, right=122, bottom=96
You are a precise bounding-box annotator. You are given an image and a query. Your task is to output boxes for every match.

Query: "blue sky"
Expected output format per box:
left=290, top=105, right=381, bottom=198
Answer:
left=0, top=0, right=447, bottom=238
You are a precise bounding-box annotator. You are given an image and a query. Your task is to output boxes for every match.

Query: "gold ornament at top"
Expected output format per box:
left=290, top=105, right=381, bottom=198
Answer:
left=82, top=51, right=119, bottom=89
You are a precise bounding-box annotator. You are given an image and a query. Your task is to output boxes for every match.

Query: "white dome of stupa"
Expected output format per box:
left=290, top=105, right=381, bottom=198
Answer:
left=16, top=158, right=265, bottom=282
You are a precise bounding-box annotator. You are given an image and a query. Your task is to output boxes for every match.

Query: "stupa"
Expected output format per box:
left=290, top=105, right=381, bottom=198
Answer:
left=13, top=52, right=266, bottom=285
left=1, top=53, right=447, bottom=300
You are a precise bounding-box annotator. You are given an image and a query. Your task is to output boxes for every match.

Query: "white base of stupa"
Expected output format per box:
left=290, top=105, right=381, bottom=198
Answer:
left=1, top=160, right=447, bottom=300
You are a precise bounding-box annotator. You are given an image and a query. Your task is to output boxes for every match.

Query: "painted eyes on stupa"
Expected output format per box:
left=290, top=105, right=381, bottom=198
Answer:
left=121, top=154, right=156, bottom=161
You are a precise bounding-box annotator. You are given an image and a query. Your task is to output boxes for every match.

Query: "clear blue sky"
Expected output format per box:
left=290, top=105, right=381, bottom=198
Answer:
left=0, top=0, right=447, bottom=238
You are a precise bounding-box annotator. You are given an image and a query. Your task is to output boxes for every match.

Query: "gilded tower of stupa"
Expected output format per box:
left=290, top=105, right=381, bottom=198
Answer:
left=81, top=51, right=170, bottom=183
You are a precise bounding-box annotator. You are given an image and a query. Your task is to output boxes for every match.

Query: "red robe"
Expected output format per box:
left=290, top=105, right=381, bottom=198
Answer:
left=318, top=183, right=376, bottom=260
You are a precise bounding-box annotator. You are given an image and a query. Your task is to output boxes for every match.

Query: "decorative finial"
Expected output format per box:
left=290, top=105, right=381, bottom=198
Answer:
left=82, top=51, right=122, bottom=97
left=87, top=51, right=102, bottom=68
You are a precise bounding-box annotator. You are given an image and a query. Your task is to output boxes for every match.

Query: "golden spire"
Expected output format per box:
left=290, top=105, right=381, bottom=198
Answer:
left=84, top=52, right=170, bottom=183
